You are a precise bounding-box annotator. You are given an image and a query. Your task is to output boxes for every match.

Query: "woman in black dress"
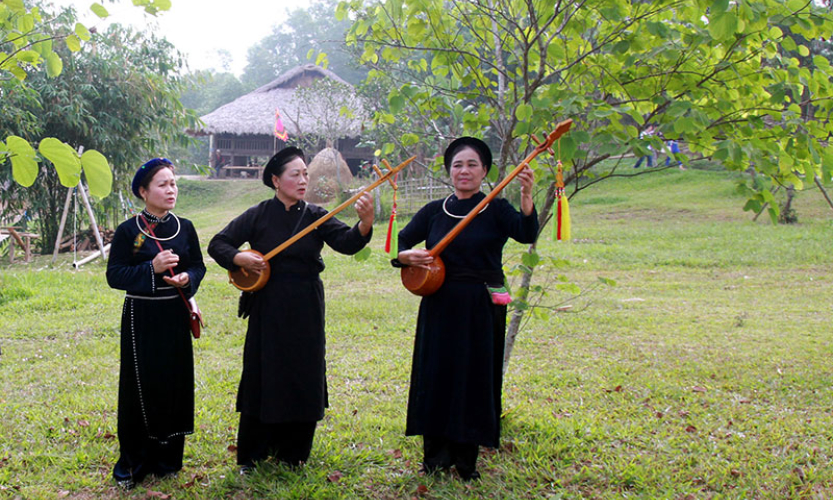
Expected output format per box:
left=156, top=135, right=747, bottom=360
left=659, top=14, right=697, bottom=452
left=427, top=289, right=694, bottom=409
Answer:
left=106, top=158, right=206, bottom=489
left=394, top=138, right=539, bottom=480
left=208, top=147, right=373, bottom=472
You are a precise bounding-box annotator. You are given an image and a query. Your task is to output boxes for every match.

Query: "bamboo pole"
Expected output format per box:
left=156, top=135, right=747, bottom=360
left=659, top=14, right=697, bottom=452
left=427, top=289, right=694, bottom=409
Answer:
left=51, top=187, right=74, bottom=264
left=76, top=181, right=107, bottom=261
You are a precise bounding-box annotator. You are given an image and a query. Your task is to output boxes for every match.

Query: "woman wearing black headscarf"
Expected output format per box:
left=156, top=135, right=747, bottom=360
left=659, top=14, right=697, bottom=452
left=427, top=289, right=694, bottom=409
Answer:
left=393, top=138, right=539, bottom=480
left=208, top=147, right=373, bottom=472
left=106, top=158, right=205, bottom=489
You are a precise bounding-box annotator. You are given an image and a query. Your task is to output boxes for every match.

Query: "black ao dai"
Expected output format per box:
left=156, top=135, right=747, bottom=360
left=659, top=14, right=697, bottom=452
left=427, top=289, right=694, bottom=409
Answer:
left=106, top=212, right=205, bottom=445
left=396, top=192, right=539, bottom=447
left=208, top=198, right=371, bottom=423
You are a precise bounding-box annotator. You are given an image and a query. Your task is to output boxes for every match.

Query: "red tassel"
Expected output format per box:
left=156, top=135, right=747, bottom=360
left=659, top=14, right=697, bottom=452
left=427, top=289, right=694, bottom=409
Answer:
left=556, top=196, right=563, bottom=240
left=384, top=213, right=395, bottom=253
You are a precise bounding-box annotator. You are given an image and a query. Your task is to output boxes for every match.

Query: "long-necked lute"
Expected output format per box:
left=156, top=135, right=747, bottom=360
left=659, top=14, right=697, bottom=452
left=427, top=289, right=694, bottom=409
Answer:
left=230, top=156, right=416, bottom=292
left=401, top=120, right=573, bottom=296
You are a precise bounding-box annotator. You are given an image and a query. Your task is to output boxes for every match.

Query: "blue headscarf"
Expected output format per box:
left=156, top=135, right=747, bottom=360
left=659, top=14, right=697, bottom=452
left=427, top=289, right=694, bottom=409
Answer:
left=131, top=158, right=173, bottom=197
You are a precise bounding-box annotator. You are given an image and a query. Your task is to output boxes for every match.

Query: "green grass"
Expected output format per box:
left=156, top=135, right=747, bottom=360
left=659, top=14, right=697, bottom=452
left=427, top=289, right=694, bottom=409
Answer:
left=1, top=169, right=832, bottom=498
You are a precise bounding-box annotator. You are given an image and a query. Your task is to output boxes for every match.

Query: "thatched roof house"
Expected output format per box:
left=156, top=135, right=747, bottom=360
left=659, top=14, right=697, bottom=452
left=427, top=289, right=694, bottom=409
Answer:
left=190, top=64, right=372, bottom=176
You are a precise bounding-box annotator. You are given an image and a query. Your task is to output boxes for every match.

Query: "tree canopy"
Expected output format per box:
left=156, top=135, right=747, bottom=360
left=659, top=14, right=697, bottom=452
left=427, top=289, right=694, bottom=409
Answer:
left=0, top=0, right=176, bottom=197
left=240, top=0, right=366, bottom=89
left=1, top=2, right=199, bottom=252
left=338, top=0, right=833, bottom=371
left=340, top=0, right=833, bottom=219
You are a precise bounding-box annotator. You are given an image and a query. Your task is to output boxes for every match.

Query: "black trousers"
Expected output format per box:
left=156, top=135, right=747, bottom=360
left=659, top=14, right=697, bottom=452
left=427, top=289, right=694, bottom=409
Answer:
left=113, top=434, right=185, bottom=483
left=237, top=413, right=317, bottom=466
left=423, top=435, right=479, bottom=477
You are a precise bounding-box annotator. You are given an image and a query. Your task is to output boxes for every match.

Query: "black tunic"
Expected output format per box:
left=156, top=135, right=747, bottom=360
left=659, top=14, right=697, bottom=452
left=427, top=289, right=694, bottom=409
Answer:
left=106, top=213, right=205, bottom=442
left=208, top=198, right=371, bottom=423
left=397, top=193, right=539, bottom=447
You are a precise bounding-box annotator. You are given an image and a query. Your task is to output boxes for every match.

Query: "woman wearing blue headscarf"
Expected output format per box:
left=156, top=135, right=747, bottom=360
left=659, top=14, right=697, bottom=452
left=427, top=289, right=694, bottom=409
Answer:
left=106, top=158, right=205, bottom=489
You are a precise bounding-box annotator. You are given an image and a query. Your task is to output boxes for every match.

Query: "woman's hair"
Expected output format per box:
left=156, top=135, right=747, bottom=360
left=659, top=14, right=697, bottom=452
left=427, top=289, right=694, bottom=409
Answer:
left=262, top=147, right=305, bottom=188
left=132, top=158, right=174, bottom=198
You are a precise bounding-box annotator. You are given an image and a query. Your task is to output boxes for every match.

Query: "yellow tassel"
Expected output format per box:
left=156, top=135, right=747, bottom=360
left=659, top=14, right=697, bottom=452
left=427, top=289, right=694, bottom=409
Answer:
left=560, top=196, right=571, bottom=240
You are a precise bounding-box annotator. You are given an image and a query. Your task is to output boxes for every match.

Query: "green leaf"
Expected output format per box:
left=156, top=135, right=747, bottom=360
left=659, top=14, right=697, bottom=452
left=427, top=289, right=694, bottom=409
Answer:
left=711, top=0, right=729, bottom=13
left=5, top=0, right=26, bottom=14
left=612, top=40, right=630, bottom=54
left=9, top=65, right=27, bottom=81
left=522, top=251, right=540, bottom=269
left=487, top=164, right=498, bottom=183
left=74, top=23, right=91, bottom=41
left=16, top=50, right=40, bottom=63
left=401, top=133, right=419, bottom=146
left=767, top=206, right=779, bottom=225
left=388, top=93, right=405, bottom=114
left=6, top=136, right=39, bottom=187
left=18, top=13, right=35, bottom=33
left=45, top=51, right=62, bottom=78
left=154, top=0, right=172, bottom=11
left=90, top=3, right=110, bottom=18
left=352, top=246, right=371, bottom=261
left=709, top=12, right=738, bottom=40
left=598, top=277, right=617, bottom=287
left=38, top=138, right=81, bottom=187
left=80, top=149, right=113, bottom=198
left=515, top=103, right=533, bottom=121
left=65, top=34, right=81, bottom=52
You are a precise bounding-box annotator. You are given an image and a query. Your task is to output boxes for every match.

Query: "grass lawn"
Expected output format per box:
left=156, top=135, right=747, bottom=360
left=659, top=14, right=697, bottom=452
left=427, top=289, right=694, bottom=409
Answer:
left=1, top=167, right=832, bottom=499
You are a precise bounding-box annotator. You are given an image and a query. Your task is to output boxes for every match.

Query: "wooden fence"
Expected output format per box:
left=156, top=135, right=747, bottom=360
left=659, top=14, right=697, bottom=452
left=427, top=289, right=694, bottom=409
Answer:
left=395, top=176, right=453, bottom=215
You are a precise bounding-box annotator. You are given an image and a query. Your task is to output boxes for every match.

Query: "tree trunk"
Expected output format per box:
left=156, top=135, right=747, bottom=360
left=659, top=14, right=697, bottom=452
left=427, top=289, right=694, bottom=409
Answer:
left=814, top=176, right=833, bottom=213
left=503, top=181, right=557, bottom=376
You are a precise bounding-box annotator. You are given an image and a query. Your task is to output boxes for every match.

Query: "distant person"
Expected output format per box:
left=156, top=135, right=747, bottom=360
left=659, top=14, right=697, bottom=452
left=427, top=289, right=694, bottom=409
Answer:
left=106, top=158, right=206, bottom=489
left=665, top=139, right=684, bottom=169
left=633, top=126, right=655, bottom=168
left=207, top=147, right=374, bottom=474
left=213, top=149, right=224, bottom=178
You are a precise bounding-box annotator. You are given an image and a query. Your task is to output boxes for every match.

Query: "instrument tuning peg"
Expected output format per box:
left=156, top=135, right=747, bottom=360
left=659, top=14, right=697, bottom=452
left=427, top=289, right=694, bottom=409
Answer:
left=547, top=147, right=556, bottom=155
left=379, top=159, right=398, bottom=189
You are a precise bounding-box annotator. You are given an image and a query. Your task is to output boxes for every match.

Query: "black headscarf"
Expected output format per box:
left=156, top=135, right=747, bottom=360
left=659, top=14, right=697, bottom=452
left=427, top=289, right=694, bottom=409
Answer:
left=262, top=147, right=305, bottom=188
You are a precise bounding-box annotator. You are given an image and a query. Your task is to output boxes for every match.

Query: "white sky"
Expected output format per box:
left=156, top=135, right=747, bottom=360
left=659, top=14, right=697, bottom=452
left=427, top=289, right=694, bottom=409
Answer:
left=49, top=0, right=310, bottom=75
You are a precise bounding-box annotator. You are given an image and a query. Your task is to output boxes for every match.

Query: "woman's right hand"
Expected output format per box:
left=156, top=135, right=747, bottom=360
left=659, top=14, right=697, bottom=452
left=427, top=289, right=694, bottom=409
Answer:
left=397, top=249, right=434, bottom=268
left=152, top=249, right=179, bottom=274
left=233, top=251, right=267, bottom=275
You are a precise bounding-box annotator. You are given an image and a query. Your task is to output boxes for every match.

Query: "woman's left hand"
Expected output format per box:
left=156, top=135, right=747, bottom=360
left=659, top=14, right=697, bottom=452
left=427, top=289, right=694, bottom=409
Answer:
left=355, top=192, right=374, bottom=236
left=163, top=272, right=190, bottom=288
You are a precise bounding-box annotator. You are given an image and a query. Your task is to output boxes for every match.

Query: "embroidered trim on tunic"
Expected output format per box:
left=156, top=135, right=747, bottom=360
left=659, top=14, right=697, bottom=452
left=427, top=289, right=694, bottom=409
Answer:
left=126, top=297, right=194, bottom=442
left=125, top=294, right=178, bottom=300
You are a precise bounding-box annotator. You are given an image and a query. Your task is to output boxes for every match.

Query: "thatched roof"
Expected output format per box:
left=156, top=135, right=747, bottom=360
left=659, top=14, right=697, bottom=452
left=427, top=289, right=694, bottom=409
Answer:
left=190, top=64, right=365, bottom=137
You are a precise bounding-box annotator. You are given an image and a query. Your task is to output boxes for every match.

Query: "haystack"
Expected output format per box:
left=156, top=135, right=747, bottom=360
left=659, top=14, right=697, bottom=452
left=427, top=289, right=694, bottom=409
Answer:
left=307, top=148, right=353, bottom=203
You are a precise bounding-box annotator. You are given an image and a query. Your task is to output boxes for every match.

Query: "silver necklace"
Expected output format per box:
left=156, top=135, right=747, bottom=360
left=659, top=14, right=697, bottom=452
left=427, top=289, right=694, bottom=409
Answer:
left=136, top=212, right=181, bottom=241
left=442, top=194, right=488, bottom=219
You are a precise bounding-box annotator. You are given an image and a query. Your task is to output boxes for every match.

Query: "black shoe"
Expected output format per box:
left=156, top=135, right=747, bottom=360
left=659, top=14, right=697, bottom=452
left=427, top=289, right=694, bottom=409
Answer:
left=458, top=469, right=481, bottom=481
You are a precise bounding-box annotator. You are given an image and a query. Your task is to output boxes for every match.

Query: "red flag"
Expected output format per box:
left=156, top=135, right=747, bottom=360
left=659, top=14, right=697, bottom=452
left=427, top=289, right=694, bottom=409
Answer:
left=274, top=108, right=288, bottom=141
